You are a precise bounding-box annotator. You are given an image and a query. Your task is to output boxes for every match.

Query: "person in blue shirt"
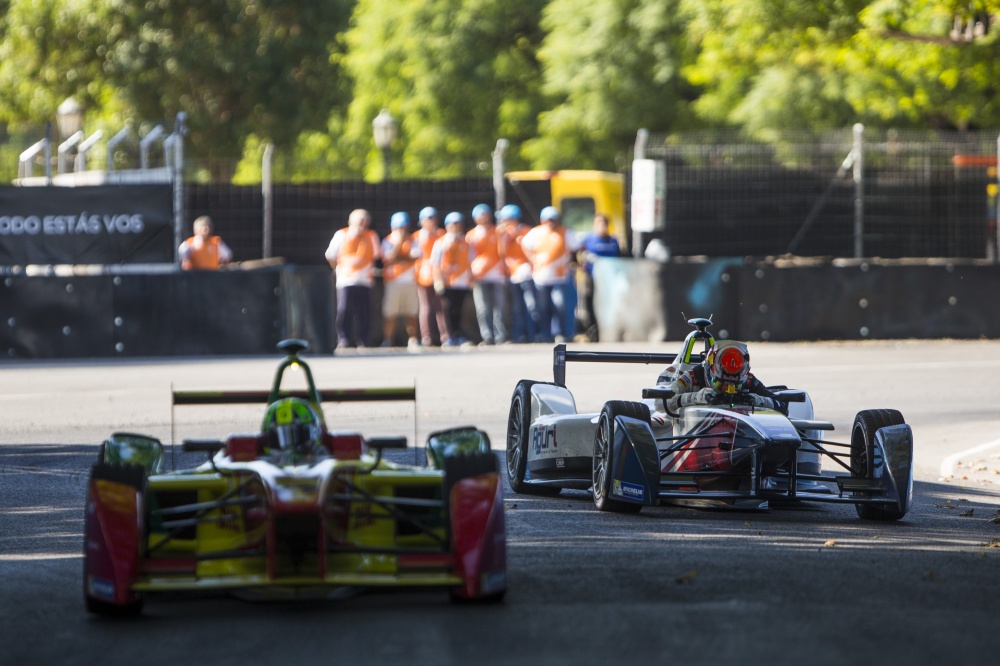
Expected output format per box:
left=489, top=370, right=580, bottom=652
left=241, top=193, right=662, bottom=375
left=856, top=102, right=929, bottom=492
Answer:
left=579, top=213, right=621, bottom=341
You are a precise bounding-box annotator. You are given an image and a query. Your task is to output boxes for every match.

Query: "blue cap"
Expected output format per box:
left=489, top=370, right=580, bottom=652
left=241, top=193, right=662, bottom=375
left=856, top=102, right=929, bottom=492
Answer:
left=418, top=206, right=438, bottom=220
left=540, top=206, right=560, bottom=221
left=472, top=203, right=492, bottom=219
left=390, top=211, right=410, bottom=228
left=498, top=204, right=522, bottom=221
left=444, top=211, right=464, bottom=226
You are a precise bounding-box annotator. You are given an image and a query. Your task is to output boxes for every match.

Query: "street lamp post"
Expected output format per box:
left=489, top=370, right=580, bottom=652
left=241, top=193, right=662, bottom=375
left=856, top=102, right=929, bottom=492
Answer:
left=56, top=97, right=84, bottom=139
left=372, top=108, right=398, bottom=182
left=55, top=97, right=85, bottom=177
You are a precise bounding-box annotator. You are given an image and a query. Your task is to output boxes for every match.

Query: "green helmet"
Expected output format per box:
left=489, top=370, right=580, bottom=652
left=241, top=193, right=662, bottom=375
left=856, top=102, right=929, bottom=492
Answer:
left=261, top=397, right=323, bottom=453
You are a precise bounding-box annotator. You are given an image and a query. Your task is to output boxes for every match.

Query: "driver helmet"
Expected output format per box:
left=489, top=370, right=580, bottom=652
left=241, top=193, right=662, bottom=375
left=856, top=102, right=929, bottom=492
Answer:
left=261, top=397, right=324, bottom=453
left=703, top=340, right=751, bottom=395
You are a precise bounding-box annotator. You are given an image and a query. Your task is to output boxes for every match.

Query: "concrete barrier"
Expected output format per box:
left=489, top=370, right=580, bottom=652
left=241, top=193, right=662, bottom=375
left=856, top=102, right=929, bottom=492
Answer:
left=3, top=259, right=997, bottom=359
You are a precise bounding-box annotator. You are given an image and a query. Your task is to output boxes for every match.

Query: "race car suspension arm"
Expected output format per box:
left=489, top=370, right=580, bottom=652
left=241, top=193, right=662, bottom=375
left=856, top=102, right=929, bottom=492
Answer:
left=327, top=477, right=448, bottom=547
left=799, top=437, right=852, bottom=473
left=148, top=479, right=261, bottom=554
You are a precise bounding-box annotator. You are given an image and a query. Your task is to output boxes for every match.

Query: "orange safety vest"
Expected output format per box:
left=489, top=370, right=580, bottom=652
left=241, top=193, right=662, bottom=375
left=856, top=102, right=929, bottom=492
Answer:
left=413, top=228, right=444, bottom=287
left=383, top=234, right=417, bottom=282
left=531, top=226, right=569, bottom=279
left=181, top=236, right=225, bottom=270
left=500, top=224, right=530, bottom=276
left=335, top=229, right=380, bottom=282
left=467, top=225, right=503, bottom=280
left=438, top=235, right=472, bottom=287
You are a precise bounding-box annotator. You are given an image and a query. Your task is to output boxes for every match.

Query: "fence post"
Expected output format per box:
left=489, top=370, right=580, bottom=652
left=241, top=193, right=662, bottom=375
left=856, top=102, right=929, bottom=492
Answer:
left=492, top=139, right=508, bottom=211
left=171, top=113, right=186, bottom=264
left=853, top=123, right=864, bottom=259
left=633, top=128, right=650, bottom=258
left=262, top=143, right=275, bottom=259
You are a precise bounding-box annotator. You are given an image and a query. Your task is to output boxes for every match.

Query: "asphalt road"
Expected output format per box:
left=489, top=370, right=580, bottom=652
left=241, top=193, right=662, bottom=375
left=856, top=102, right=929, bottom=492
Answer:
left=3, top=340, right=1000, bottom=665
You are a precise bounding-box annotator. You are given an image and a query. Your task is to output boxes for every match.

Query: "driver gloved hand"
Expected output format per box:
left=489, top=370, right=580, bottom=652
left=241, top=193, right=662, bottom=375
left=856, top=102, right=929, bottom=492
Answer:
left=748, top=394, right=775, bottom=409
left=679, top=387, right=717, bottom=407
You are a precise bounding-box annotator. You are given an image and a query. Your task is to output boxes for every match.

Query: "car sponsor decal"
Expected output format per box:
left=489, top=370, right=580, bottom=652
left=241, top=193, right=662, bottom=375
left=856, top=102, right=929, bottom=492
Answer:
left=532, top=425, right=558, bottom=456
left=612, top=479, right=644, bottom=500
left=555, top=458, right=565, bottom=468
left=88, top=575, right=115, bottom=600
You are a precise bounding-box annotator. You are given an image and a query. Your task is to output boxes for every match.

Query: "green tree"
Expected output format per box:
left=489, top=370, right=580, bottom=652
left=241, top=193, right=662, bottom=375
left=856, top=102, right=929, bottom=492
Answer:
left=847, top=0, right=1000, bottom=129
left=681, top=0, right=865, bottom=135
left=339, top=0, right=547, bottom=180
left=523, top=0, right=700, bottom=170
left=0, top=0, right=352, bottom=163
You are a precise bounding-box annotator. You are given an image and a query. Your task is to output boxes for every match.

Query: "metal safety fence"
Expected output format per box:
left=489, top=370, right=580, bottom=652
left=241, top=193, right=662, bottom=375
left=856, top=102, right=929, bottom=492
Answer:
left=644, top=128, right=999, bottom=260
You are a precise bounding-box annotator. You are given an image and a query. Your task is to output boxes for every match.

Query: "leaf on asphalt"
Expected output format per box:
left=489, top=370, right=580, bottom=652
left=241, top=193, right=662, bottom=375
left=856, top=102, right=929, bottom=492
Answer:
left=959, top=509, right=974, bottom=517
left=984, top=539, right=1000, bottom=548
left=987, top=516, right=1000, bottom=524
left=922, top=571, right=936, bottom=581
left=507, top=503, right=517, bottom=510
left=823, top=539, right=836, bottom=547
left=935, top=503, right=958, bottom=509
left=674, top=570, right=697, bottom=584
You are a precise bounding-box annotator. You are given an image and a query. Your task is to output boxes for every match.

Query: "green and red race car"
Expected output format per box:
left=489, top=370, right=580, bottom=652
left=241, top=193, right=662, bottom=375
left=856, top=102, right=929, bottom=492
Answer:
left=83, top=339, right=505, bottom=615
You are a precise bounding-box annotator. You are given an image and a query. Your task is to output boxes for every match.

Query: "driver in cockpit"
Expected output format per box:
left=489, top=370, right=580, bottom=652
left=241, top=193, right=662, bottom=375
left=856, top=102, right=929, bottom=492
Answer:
left=656, top=340, right=785, bottom=415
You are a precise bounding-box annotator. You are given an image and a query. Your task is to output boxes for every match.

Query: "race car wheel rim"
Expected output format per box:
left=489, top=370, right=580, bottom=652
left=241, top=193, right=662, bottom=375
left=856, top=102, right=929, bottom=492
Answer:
left=593, top=412, right=611, bottom=503
left=507, top=393, right=524, bottom=481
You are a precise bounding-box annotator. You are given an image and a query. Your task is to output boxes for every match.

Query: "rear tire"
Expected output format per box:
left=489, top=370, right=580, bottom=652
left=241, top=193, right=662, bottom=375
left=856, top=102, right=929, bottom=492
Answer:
left=851, top=409, right=905, bottom=521
left=505, top=380, right=561, bottom=496
left=592, top=401, right=650, bottom=514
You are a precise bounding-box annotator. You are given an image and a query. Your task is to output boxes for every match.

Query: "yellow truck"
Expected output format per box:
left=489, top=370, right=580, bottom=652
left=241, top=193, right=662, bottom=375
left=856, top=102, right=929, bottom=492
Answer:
left=504, top=170, right=627, bottom=245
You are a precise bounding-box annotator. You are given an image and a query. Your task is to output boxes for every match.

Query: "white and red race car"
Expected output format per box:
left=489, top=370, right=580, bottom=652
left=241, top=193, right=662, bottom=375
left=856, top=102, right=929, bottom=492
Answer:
left=505, top=318, right=913, bottom=519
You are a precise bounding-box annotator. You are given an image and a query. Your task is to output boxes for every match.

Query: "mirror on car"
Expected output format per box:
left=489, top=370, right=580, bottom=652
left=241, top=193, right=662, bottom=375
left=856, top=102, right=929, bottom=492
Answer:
left=367, top=436, right=408, bottom=450
left=642, top=387, right=675, bottom=400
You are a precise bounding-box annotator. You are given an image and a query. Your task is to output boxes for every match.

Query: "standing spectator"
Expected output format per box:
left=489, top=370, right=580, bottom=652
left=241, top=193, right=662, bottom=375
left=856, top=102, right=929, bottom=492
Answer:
left=413, top=206, right=449, bottom=346
left=178, top=216, right=232, bottom=270
left=466, top=203, right=507, bottom=346
left=380, top=211, right=421, bottom=350
left=497, top=204, right=538, bottom=343
left=579, top=213, right=622, bottom=341
left=521, top=205, right=581, bottom=343
left=430, top=212, right=474, bottom=347
left=325, top=208, right=381, bottom=349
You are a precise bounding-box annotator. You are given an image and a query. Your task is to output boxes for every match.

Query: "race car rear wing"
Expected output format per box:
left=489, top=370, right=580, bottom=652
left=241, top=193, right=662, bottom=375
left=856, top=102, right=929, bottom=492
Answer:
left=552, top=344, right=705, bottom=387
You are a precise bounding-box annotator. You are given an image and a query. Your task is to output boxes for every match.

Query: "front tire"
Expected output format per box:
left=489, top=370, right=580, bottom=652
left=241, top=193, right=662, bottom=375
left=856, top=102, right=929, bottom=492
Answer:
left=851, top=409, right=905, bottom=521
left=592, top=401, right=650, bottom=514
left=505, top=380, right=560, bottom=496
left=84, top=462, right=147, bottom=617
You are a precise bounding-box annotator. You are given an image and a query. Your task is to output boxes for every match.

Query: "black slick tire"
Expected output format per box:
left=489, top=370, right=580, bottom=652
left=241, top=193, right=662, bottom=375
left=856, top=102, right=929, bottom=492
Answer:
left=592, top=400, right=650, bottom=514
left=850, top=409, right=906, bottom=521
left=505, top=380, right=560, bottom=496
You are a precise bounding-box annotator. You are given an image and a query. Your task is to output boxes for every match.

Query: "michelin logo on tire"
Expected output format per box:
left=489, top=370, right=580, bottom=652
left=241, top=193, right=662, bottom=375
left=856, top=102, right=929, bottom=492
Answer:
left=612, top=479, right=644, bottom=500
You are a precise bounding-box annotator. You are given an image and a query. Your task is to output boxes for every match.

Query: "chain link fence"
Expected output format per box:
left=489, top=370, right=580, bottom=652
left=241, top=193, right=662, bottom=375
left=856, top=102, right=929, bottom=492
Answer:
left=4, top=123, right=999, bottom=260
left=645, top=128, right=999, bottom=259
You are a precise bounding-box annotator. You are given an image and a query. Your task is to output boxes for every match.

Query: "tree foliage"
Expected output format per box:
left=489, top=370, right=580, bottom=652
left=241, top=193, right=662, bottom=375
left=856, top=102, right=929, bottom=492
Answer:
left=1, top=1, right=999, bottom=179
left=340, top=0, right=547, bottom=179
left=524, top=0, right=698, bottom=169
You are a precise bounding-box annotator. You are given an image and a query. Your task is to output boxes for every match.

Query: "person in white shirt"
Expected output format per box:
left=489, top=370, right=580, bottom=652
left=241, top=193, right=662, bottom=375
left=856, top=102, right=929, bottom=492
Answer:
left=520, top=206, right=581, bottom=343
left=380, top=211, right=421, bottom=349
left=324, top=209, right=381, bottom=349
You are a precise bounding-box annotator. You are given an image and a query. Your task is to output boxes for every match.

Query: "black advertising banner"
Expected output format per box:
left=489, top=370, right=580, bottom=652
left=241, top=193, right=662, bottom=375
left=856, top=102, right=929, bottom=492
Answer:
left=0, top=184, right=173, bottom=265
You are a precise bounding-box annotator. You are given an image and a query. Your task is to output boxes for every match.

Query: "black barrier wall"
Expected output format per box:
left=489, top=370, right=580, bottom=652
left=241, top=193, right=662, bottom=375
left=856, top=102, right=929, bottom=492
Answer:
left=1, top=266, right=333, bottom=358
left=3, top=260, right=998, bottom=359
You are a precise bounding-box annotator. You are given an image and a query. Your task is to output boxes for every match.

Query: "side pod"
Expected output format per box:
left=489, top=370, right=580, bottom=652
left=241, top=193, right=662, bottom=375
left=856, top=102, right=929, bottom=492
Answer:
left=875, top=424, right=914, bottom=517
left=609, top=416, right=660, bottom=507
